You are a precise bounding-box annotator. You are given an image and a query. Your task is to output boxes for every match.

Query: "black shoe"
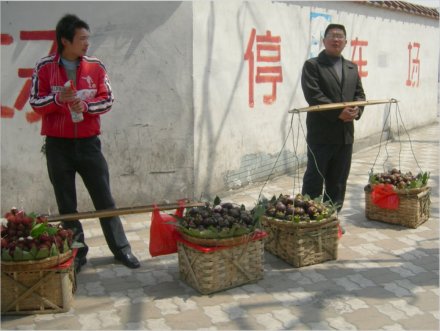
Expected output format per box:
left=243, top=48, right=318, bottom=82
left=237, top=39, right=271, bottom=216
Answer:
left=74, top=256, right=87, bottom=273
left=114, top=252, right=140, bottom=269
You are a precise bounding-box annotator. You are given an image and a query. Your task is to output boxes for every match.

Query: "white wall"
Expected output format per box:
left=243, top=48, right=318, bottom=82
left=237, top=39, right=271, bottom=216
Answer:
left=192, top=0, right=439, bottom=198
left=1, top=1, right=194, bottom=214
left=1, top=1, right=439, bottom=215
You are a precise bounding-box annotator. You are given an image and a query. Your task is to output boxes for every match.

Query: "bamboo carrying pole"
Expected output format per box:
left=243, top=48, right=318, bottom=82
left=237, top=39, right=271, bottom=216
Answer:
left=288, top=99, right=398, bottom=113
left=45, top=200, right=206, bottom=223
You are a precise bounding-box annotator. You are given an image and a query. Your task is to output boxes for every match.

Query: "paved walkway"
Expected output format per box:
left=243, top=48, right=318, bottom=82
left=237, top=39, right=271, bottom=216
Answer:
left=2, top=121, right=439, bottom=330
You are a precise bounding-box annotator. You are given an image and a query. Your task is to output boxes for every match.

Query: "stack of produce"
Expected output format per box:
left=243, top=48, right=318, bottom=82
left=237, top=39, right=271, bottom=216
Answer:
left=261, top=193, right=336, bottom=223
left=368, top=168, right=429, bottom=190
left=1, top=208, right=74, bottom=262
left=177, top=197, right=258, bottom=240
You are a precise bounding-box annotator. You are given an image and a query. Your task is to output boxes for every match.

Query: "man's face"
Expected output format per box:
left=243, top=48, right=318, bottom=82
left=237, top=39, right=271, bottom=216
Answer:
left=61, top=28, right=90, bottom=60
left=323, top=28, right=347, bottom=57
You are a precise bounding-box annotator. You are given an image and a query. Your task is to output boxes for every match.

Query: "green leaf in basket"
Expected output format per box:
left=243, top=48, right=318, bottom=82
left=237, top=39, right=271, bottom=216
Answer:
left=71, top=241, right=85, bottom=249
left=293, top=215, right=302, bottom=223
left=213, top=196, right=221, bottom=206
left=270, top=195, right=277, bottom=203
left=200, top=226, right=223, bottom=238
left=180, top=227, right=196, bottom=237
left=30, top=245, right=38, bottom=258
left=181, top=227, right=209, bottom=238
left=252, top=205, right=265, bottom=229
left=217, top=227, right=232, bottom=238
left=50, top=243, right=59, bottom=257
left=30, top=223, right=46, bottom=238
left=368, top=170, right=379, bottom=185
left=231, top=226, right=249, bottom=237
left=63, top=239, right=70, bottom=253
left=22, top=250, right=34, bottom=261
left=46, top=226, right=58, bottom=236
left=421, top=171, right=430, bottom=185
left=27, top=212, right=38, bottom=220
left=35, top=247, right=50, bottom=260
left=314, top=214, right=325, bottom=221
left=408, top=181, right=418, bottom=189
left=12, top=246, right=24, bottom=261
left=1, top=248, right=12, bottom=261
left=413, top=171, right=430, bottom=187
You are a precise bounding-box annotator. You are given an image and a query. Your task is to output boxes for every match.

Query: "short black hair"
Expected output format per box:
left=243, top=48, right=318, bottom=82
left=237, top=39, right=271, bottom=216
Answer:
left=56, top=14, right=89, bottom=54
left=324, top=23, right=346, bottom=38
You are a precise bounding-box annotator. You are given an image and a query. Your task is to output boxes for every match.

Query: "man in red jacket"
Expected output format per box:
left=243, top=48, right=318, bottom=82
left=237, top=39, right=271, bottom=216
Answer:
left=29, top=14, right=140, bottom=272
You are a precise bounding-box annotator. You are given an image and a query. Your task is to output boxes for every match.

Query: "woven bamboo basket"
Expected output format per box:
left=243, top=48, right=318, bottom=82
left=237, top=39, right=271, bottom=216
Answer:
left=177, top=232, right=265, bottom=294
left=364, top=185, right=431, bottom=228
left=1, top=250, right=73, bottom=272
left=261, top=215, right=339, bottom=267
left=1, top=259, right=75, bottom=315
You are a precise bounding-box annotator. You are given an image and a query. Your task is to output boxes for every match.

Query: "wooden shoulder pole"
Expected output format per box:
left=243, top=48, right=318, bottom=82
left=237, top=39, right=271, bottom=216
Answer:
left=288, top=99, right=398, bottom=113
left=45, top=201, right=206, bottom=222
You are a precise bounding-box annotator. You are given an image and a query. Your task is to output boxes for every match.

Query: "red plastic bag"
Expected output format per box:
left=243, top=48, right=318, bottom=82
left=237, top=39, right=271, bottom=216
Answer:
left=149, top=202, right=185, bottom=257
left=371, top=184, right=400, bottom=210
left=337, top=224, right=343, bottom=238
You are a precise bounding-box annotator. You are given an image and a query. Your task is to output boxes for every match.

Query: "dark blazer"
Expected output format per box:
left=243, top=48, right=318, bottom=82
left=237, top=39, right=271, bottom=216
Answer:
left=301, top=50, right=366, bottom=144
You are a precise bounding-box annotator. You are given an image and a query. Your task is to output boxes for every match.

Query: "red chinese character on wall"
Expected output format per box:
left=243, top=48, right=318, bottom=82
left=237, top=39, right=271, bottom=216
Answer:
left=351, top=37, right=368, bottom=78
left=1, top=30, right=56, bottom=123
left=406, top=42, right=420, bottom=87
left=244, top=28, right=283, bottom=108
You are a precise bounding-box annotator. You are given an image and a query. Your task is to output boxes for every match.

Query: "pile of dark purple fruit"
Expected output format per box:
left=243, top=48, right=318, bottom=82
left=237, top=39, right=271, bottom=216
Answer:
left=262, top=194, right=336, bottom=223
left=177, top=198, right=258, bottom=239
left=1, top=207, right=74, bottom=262
left=369, top=169, right=429, bottom=190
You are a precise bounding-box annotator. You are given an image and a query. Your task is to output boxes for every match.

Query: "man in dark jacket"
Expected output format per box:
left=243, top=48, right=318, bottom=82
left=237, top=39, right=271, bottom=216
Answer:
left=301, top=23, right=366, bottom=211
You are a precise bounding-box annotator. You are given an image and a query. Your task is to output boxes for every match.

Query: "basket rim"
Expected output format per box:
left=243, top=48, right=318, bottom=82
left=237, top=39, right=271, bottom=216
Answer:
left=178, top=230, right=255, bottom=247
left=1, top=250, right=73, bottom=272
left=261, top=214, right=338, bottom=229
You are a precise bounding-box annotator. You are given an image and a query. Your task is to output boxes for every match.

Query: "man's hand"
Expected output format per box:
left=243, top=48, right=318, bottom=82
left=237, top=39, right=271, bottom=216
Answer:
left=68, top=98, right=86, bottom=113
left=59, top=85, right=85, bottom=113
left=339, top=106, right=360, bottom=122
left=58, top=85, right=77, bottom=103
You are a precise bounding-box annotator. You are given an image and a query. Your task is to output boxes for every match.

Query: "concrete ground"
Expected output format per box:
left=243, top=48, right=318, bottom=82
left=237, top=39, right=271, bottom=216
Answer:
left=1, top=121, right=439, bottom=331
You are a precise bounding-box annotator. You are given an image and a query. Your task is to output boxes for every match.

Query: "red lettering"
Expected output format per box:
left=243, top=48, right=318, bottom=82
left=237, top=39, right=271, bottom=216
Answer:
left=256, top=66, right=282, bottom=104
left=1, top=105, right=15, bottom=118
left=20, top=30, right=57, bottom=54
left=0, top=34, right=13, bottom=45
left=244, top=28, right=257, bottom=108
left=1, top=30, right=57, bottom=122
left=244, top=29, right=283, bottom=108
left=406, top=42, right=420, bottom=87
left=14, top=79, right=32, bottom=111
left=18, top=69, right=34, bottom=78
left=351, top=37, right=368, bottom=78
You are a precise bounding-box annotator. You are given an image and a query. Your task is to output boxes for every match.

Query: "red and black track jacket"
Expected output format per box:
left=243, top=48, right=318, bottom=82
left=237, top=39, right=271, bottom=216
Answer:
left=29, top=53, right=114, bottom=138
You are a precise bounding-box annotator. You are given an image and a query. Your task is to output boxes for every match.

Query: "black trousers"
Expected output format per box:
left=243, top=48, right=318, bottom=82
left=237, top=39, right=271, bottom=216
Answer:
left=45, top=136, right=131, bottom=259
left=302, top=143, right=353, bottom=211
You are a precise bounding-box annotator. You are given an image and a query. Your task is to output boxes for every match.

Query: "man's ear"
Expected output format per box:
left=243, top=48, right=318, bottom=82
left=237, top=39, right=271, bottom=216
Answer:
left=61, top=37, right=69, bottom=47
